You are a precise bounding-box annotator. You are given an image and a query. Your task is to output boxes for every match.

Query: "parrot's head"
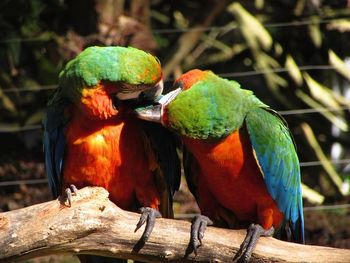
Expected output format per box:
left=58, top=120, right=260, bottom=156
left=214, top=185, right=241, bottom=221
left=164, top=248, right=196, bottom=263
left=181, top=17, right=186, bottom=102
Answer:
left=172, top=69, right=208, bottom=90
left=135, top=69, right=247, bottom=139
left=135, top=69, right=211, bottom=124
left=59, top=46, right=163, bottom=120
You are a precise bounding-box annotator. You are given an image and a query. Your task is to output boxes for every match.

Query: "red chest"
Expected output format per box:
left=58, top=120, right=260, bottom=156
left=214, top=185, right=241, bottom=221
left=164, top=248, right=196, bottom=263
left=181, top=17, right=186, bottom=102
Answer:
left=62, top=111, right=151, bottom=209
left=184, top=128, right=283, bottom=228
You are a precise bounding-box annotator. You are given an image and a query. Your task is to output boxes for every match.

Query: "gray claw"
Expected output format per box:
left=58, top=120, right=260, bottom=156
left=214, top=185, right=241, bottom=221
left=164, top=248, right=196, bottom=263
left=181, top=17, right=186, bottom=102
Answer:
left=135, top=207, right=162, bottom=243
left=65, top=184, right=78, bottom=206
left=190, top=215, right=213, bottom=255
left=234, top=224, right=274, bottom=263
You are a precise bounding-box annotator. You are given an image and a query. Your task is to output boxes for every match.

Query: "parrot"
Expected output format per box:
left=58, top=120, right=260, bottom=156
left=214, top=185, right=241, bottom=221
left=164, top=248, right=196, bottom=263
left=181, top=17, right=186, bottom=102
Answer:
left=135, top=69, right=304, bottom=262
left=43, top=46, right=180, bottom=262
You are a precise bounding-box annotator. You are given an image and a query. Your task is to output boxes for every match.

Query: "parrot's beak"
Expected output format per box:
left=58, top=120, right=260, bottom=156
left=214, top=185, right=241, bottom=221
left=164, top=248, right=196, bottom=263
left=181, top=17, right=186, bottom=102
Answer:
left=134, top=104, right=163, bottom=123
left=134, top=87, right=182, bottom=124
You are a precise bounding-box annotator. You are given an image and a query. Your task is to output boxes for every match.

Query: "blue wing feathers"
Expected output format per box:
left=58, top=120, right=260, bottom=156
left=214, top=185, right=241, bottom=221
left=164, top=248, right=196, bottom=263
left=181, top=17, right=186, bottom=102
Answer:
left=245, top=107, right=304, bottom=243
left=43, top=91, right=68, bottom=198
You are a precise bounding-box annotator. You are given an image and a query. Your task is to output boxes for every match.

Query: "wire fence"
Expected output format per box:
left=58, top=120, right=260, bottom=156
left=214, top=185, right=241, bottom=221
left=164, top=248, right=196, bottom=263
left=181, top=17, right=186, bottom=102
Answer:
left=278, top=105, right=350, bottom=116
left=0, top=18, right=349, bottom=213
left=1, top=65, right=342, bottom=94
left=0, top=125, right=42, bottom=133
left=1, top=84, right=58, bottom=94
left=0, top=178, right=48, bottom=187
left=0, top=17, right=348, bottom=44
left=1, top=63, right=349, bottom=133
left=0, top=104, right=348, bottom=133
left=173, top=203, right=350, bottom=219
left=0, top=16, right=348, bottom=133
left=0, top=178, right=349, bottom=213
left=153, top=17, right=350, bottom=34
left=0, top=157, right=349, bottom=188
left=0, top=15, right=349, bottom=236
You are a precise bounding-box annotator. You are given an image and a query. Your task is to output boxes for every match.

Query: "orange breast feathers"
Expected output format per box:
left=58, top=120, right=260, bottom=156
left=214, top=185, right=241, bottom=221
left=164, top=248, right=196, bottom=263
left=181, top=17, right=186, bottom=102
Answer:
left=79, top=84, right=119, bottom=120
left=62, top=109, right=161, bottom=211
left=184, top=128, right=284, bottom=230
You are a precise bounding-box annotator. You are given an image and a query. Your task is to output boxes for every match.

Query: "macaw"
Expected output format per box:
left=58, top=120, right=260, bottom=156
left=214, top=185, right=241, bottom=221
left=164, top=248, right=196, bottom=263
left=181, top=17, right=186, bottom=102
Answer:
left=136, top=69, right=304, bottom=262
left=43, top=46, right=180, bottom=262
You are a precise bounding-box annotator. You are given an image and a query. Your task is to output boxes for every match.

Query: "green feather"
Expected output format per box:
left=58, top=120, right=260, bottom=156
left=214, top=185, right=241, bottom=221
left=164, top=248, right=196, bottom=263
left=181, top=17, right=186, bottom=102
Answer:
left=245, top=108, right=304, bottom=242
left=58, top=46, right=161, bottom=101
left=166, top=71, right=267, bottom=139
left=165, top=70, right=304, bottom=242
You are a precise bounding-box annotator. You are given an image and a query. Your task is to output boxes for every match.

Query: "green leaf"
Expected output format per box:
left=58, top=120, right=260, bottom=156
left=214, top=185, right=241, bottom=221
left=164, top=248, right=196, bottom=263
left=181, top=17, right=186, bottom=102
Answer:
left=151, top=10, right=170, bottom=24
left=0, top=89, right=17, bottom=113
left=285, top=54, right=303, bottom=86
left=255, top=51, right=288, bottom=89
left=327, top=19, right=350, bottom=32
left=24, top=110, right=44, bottom=126
left=296, top=90, right=348, bottom=131
left=303, top=72, right=341, bottom=108
left=308, top=17, right=322, bottom=48
left=228, top=2, right=272, bottom=51
left=18, top=78, right=41, bottom=91
left=274, top=42, right=283, bottom=57
left=174, top=11, right=189, bottom=28
left=255, top=0, right=264, bottom=10
left=294, top=0, right=306, bottom=16
left=329, top=49, right=350, bottom=82
left=205, top=44, right=247, bottom=65
left=7, top=33, right=21, bottom=65
left=301, top=183, right=325, bottom=205
left=301, top=123, right=347, bottom=196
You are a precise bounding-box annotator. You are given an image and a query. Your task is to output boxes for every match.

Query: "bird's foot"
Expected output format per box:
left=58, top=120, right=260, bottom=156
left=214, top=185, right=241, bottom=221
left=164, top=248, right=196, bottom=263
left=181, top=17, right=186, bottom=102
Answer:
left=189, top=215, right=213, bottom=256
left=134, top=207, right=162, bottom=244
left=233, top=224, right=274, bottom=263
left=64, top=184, right=78, bottom=207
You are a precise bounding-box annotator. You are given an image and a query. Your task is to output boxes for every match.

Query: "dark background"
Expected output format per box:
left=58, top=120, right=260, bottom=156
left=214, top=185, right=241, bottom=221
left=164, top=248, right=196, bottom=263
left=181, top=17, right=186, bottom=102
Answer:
left=0, top=1, right=350, bottom=261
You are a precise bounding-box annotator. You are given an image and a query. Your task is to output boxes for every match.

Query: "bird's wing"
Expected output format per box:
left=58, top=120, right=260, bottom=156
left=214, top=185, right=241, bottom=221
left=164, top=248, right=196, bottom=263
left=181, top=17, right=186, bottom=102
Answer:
left=42, top=89, right=68, bottom=198
left=183, top=147, right=202, bottom=204
left=245, top=107, right=304, bottom=243
left=140, top=121, right=181, bottom=218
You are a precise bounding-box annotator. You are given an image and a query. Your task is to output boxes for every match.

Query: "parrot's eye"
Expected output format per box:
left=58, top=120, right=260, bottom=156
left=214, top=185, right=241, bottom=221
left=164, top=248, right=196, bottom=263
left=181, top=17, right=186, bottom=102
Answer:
left=173, top=80, right=184, bottom=90
left=138, top=91, right=146, bottom=102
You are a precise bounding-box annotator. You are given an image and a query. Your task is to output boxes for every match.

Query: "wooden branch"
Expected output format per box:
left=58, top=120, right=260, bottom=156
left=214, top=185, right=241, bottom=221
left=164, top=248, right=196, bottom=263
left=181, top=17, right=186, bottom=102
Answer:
left=0, top=187, right=349, bottom=263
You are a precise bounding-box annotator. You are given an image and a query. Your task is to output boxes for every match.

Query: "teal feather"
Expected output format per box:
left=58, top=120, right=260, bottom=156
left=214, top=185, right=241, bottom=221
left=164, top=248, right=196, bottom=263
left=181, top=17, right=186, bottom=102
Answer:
left=245, top=108, right=304, bottom=243
left=165, top=71, right=304, bottom=243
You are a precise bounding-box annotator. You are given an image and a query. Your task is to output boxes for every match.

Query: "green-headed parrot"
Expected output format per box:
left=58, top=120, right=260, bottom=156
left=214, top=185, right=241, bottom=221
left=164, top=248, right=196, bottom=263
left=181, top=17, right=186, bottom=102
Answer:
left=43, top=46, right=180, bottom=262
left=135, top=69, right=304, bottom=262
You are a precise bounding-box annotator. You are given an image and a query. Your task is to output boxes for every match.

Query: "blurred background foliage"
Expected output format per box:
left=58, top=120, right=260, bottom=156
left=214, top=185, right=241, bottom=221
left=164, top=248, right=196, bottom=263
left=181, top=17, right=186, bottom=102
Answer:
left=0, top=0, right=350, bottom=258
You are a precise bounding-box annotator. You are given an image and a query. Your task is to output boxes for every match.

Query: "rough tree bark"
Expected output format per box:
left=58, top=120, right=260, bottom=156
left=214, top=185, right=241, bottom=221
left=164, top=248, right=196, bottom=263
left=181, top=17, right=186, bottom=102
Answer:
left=0, top=187, right=349, bottom=263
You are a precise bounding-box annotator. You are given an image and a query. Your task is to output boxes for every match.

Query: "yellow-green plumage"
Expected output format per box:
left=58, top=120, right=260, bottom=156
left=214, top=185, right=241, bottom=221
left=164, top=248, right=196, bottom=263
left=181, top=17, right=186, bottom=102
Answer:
left=58, top=46, right=162, bottom=102
left=163, top=70, right=304, bottom=243
left=166, top=71, right=268, bottom=139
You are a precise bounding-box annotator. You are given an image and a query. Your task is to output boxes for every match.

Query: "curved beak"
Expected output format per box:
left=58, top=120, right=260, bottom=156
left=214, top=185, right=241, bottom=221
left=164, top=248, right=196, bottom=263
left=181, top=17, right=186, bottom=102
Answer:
left=134, top=87, right=182, bottom=124
left=135, top=104, right=163, bottom=123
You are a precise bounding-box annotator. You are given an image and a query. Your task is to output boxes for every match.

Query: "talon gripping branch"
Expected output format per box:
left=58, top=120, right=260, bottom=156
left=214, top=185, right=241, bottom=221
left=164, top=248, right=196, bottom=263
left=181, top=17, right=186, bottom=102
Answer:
left=136, top=69, right=304, bottom=262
